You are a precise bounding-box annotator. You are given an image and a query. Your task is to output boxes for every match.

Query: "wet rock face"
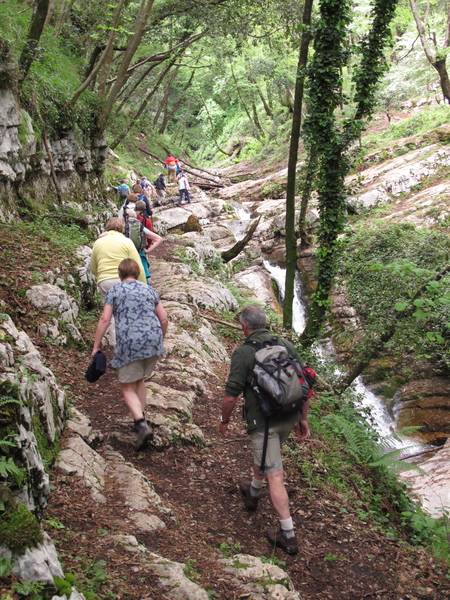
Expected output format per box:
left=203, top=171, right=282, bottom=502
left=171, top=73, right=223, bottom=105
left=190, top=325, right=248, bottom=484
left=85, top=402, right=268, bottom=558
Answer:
left=393, top=378, right=450, bottom=444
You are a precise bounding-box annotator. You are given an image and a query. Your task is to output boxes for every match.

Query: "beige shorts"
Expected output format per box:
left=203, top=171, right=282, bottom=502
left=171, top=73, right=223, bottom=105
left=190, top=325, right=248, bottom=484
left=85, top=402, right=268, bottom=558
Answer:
left=251, top=421, right=295, bottom=474
left=117, top=356, right=158, bottom=383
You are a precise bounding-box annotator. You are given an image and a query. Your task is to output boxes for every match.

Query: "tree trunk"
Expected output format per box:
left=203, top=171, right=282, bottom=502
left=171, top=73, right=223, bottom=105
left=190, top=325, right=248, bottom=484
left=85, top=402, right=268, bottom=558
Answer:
left=231, top=64, right=258, bottom=137
left=298, top=148, right=317, bottom=249
left=98, top=0, right=155, bottom=133
left=97, top=0, right=127, bottom=100
left=44, top=0, right=58, bottom=27
left=19, top=0, right=50, bottom=83
left=159, top=68, right=195, bottom=134
left=256, top=84, right=273, bottom=117
left=432, top=58, right=450, bottom=103
left=115, top=62, right=159, bottom=115
left=410, top=0, right=450, bottom=102
left=199, top=92, right=231, bottom=156
left=283, top=0, right=314, bottom=330
left=221, top=218, right=261, bottom=263
left=153, top=68, right=179, bottom=127
left=109, top=59, right=176, bottom=150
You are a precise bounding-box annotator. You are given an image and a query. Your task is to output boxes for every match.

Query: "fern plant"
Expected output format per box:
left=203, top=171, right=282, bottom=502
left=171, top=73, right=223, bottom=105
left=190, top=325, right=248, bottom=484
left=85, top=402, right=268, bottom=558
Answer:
left=324, top=413, right=425, bottom=474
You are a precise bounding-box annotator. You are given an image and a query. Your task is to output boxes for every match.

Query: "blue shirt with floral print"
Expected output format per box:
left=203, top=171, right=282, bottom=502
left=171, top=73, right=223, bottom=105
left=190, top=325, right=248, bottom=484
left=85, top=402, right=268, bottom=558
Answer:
left=104, top=280, right=164, bottom=368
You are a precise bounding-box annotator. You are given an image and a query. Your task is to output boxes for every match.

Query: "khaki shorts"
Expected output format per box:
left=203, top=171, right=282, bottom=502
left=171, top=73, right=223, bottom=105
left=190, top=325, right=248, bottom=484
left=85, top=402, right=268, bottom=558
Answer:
left=251, top=421, right=295, bottom=474
left=117, top=356, right=158, bottom=383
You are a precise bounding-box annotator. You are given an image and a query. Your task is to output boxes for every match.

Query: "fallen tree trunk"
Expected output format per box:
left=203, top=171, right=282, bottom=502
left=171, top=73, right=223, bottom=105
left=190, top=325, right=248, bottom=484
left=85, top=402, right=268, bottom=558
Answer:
left=221, top=217, right=260, bottom=263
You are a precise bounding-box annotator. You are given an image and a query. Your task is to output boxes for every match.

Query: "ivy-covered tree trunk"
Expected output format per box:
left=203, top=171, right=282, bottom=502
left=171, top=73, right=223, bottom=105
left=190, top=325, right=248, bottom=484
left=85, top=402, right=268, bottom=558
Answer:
left=283, top=0, right=314, bottom=330
left=300, top=0, right=399, bottom=344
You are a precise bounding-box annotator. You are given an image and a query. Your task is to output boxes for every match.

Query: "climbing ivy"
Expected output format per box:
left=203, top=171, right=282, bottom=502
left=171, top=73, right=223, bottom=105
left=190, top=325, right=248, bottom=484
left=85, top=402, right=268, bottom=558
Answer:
left=301, top=0, right=399, bottom=343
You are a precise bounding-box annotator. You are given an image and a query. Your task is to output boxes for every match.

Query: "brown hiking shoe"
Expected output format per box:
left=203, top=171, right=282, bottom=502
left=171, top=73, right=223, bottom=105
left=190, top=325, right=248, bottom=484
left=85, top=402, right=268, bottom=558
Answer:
left=135, top=421, right=154, bottom=451
left=239, top=479, right=259, bottom=511
left=267, top=528, right=298, bottom=555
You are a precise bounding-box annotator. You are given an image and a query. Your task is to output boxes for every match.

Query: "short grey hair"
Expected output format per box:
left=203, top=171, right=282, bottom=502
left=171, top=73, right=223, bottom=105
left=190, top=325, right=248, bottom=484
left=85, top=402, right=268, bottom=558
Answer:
left=240, top=305, right=266, bottom=330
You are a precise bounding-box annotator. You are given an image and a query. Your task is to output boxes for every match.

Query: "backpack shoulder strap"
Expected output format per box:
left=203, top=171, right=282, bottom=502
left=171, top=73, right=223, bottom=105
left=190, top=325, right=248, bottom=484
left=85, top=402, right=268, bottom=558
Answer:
left=244, top=339, right=263, bottom=351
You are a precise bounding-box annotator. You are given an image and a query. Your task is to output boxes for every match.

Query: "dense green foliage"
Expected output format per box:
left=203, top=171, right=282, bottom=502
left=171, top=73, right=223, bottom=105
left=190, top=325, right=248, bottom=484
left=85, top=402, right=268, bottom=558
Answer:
left=340, top=222, right=450, bottom=373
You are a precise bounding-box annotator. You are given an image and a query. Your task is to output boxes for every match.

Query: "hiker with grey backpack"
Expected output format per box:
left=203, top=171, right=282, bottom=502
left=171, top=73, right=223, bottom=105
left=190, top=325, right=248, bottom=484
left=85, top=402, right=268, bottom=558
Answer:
left=124, top=205, right=163, bottom=285
left=219, top=305, right=315, bottom=555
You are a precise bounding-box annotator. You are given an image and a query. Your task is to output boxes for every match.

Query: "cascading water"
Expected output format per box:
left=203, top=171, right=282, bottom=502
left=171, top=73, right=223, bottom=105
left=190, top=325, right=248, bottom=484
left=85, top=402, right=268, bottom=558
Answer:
left=225, top=203, right=252, bottom=241
left=263, top=260, right=412, bottom=448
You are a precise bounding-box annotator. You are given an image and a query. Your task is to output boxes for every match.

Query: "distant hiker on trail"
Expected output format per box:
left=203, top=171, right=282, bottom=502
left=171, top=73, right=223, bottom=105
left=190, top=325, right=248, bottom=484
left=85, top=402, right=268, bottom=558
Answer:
left=90, top=218, right=146, bottom=346
left=91, top=258, right=168, bottom=451
left=132, top=184, right=152, bottom=217
left=127, top=203, right=163, bottom=285
left=177, top=171, right=191, bottom=206
left=154, top=173, right=166, bottom=206
left=116, top=179, right=130, bottom=206
left=118, top=192, right=137, bottom=220
left=165, top=154, right=179, bottom=184
left=219, top=305, right=312, bottom=556
left=140, top=176, right=155, bottom=200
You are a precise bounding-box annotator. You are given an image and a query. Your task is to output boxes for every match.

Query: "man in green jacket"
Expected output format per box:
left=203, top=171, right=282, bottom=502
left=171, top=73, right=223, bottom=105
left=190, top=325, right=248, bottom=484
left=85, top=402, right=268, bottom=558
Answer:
left=219, top=304, right=310, bottom=555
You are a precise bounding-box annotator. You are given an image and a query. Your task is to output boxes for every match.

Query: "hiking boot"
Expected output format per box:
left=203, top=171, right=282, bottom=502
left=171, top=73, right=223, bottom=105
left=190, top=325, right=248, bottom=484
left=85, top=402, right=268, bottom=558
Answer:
left=135, top=421, right=154, bottom=451
left=266, top=528, right=298, bottom=555
left=239, top=479, right=259, bottom=511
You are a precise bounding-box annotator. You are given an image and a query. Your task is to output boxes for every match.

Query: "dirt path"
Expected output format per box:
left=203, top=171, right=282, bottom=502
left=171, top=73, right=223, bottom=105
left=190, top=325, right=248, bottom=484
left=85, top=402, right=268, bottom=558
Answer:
left=37, top=244, right=449, bottom=600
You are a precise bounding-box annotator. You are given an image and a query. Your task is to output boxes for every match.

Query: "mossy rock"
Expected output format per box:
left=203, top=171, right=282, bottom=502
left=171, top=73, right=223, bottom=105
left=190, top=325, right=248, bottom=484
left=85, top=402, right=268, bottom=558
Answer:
left=363, top=357, right=396, bottom=383
left=0, top=501, right=43, bottom=554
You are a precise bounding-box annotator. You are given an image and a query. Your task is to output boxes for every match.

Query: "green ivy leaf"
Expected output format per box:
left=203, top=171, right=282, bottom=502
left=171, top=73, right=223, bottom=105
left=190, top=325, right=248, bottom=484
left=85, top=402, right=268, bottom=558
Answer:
left=394, top=302, right=408, bottom=311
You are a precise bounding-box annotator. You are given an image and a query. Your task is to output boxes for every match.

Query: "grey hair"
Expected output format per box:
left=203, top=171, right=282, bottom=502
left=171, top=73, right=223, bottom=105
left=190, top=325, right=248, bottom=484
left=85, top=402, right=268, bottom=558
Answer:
left=239, top=305, right=267, bottom=330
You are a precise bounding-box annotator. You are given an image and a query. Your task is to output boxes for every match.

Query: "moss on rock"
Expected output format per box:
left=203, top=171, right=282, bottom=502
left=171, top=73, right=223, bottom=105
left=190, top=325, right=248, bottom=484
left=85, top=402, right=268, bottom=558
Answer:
left=0, top=501, right=43, bottom=554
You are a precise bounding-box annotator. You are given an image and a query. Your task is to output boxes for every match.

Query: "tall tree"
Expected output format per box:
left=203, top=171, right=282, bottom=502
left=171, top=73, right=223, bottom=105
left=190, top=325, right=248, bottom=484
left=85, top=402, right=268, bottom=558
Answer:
left=409, top=0, right=450, bottom=102
left=19, top=0, right=50, bottom=82
left=283, top=0, right=314, bottom=330
left=300, top=0, right=399, bottom=344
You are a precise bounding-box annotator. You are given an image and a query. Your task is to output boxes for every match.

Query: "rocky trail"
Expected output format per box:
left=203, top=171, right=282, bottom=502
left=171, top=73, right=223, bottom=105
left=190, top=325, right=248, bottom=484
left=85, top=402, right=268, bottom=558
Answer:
left=1, top=162, right=450, bottom=599
left=30, top=240, right=450, bottom=599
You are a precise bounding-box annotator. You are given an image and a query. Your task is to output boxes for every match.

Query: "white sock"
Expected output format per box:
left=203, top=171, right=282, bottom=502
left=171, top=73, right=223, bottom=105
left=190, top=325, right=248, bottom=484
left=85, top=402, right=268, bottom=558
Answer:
left=279, top=517, right=295, bottom=538
left=250, top=478, right=264, bottom=497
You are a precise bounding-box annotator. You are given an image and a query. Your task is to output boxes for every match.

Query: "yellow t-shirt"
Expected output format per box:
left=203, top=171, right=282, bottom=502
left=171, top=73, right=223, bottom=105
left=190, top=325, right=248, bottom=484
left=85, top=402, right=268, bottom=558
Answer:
left=90, top=231, right=146, bottom=284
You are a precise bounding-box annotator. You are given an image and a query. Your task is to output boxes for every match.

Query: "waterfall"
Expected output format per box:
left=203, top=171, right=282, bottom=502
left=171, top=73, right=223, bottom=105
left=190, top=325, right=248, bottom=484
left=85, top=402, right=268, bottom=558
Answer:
left=263, top=260, right=412, bottom=448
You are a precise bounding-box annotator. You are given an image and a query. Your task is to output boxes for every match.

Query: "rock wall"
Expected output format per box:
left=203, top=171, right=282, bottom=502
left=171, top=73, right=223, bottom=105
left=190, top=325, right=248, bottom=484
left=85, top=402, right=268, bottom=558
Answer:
left=0, top=89, right=108, bottom=221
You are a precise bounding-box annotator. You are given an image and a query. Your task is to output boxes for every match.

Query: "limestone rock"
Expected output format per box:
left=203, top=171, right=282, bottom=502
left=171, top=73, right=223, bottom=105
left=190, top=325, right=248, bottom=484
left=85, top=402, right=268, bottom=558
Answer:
left=151, top=261, right=238, bottom=312
left=75, top=245, right=98, bottom=308
left=26, top=284, right=82, bottom=341
left=56, top=435, right=107, bottom=503
left=147, top=553, right=210, bottom=600
left=105, top=448, right=172, bottom=517
left=0, top=532, right=63, bottom=585
left=129, top=512, right=166, bottom=532
left=67, top=407, right=103, bottom=447
left=51, top=591, right=86, bottom=600
left=233, top=265, right=278, bottom=307
left=220, top=554, right=300, bottom=599
left=401, top=438, right=450, bottom=517
left=348, top=145, right=450, bottom=210
left=145, top=382, right=196, bottom=416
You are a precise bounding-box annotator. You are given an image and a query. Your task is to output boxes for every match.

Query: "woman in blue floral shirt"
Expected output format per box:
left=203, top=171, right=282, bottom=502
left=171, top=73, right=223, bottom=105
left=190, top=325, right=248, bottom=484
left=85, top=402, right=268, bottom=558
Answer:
left=92, top=258, right=168, bottom=450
